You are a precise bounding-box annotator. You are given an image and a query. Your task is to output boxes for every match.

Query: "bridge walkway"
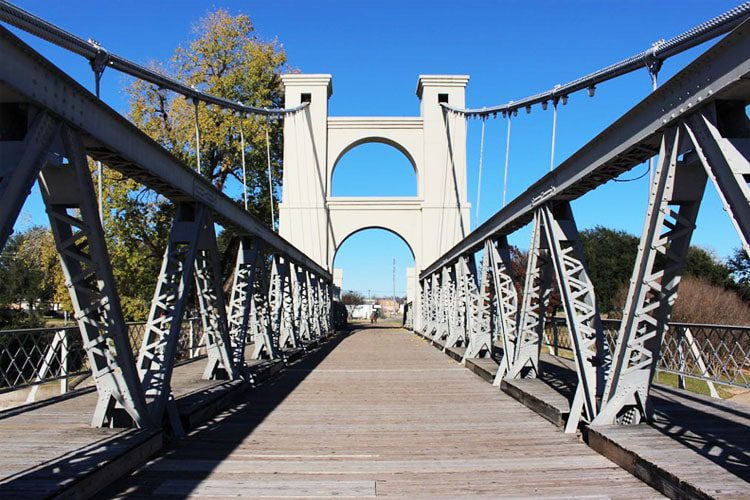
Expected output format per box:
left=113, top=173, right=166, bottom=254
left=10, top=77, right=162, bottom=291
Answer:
left=101, top=325, right=660, bottom=498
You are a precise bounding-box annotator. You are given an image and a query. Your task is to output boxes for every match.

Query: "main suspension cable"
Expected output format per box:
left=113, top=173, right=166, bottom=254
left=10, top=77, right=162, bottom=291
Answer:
left=440, top=2, right=750, bottom=119
left=0, top=0, right=308, bottom=117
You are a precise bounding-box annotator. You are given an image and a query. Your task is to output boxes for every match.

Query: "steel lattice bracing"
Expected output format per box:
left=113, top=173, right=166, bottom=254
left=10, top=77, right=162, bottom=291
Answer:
left=483, top=237, right=518, bottom=383
left=226, top=238, right=262, bottom=371
left=444, top=256, right=472, bottom=352
left=463, top=244, right=494, bottom=360
left=596, top=127, right=708, bottom=425
left=193, top=218, right=237, bottom=381
left=540, top=202, right=609, bottom=431
left=0, top=109, right=58, bottom=250
left=137, top=202, right=207, bottom=427
left=40, top=126, right=149, bottom=428
left=506, top=212, right=553, bottom=380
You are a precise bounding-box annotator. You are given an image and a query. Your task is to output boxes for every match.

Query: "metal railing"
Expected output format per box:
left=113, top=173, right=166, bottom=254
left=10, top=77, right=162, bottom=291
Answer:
left=0, top=317, right=205, bottom=400
left=545, top=317, right=750, bottom=394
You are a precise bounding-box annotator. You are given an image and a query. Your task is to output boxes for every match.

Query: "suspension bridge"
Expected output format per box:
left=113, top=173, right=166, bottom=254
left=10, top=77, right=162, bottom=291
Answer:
left=0, top=1, right=749, bottom=498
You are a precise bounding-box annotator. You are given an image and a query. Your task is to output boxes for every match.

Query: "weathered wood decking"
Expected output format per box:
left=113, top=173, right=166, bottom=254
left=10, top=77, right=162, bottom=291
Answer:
left=459, top=342, right=750, bottom=499
left=102, top=326, right=660, bottom=498
left=0, top=343, right=283, bottom=498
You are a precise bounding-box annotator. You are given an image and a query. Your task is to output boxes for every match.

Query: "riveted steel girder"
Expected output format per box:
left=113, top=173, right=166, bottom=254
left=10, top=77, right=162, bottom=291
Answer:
left=540, top=201, right=609, bottom=432
left=506, top=211, right=553, bottom=380
left=40, top=126, right=149, bottom=428
left=596, top=127, right=707, bottom=425
left=227, top=238, right=262, bottom=371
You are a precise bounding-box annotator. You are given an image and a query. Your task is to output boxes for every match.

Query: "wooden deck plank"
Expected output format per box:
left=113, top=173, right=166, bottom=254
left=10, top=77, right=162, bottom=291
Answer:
left=0, top=345, right=274, bottom=498
left=102, top=327, right=660, bottom=498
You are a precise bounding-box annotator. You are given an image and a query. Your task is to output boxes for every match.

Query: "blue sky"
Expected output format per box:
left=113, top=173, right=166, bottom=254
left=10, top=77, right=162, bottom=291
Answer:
left=7, top=0, right=744, bottom=296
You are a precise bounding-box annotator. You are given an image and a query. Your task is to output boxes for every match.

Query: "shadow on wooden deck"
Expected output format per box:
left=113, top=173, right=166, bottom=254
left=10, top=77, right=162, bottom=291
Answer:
left=98, top=331, right=350, bottom=498
left=416, top=328, right=750, bottom=499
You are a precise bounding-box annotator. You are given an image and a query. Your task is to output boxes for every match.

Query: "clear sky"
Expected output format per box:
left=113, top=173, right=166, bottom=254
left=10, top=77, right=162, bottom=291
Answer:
left=7, top=0, right=744, bottom=297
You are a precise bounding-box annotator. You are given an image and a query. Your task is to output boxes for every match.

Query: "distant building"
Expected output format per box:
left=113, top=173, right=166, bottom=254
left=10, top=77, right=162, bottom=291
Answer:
left=376, top=299, right=400, bottom=318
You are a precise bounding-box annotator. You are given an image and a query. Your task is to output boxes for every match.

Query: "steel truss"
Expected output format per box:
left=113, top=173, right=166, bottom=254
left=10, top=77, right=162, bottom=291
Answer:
left=0, top=109, right=58, bottom=250
left=463, top=244, right=494, bottom=360
left=541, top=202, right=609, bottom=432
left=481, top=237, right=518, bottom=383
left=227, top=238, right=262, bottom=372
left=0, top=28, right=334, bottom=430
left=39, top=126, right=149, bottom=427
left=193, top=217, right=237, bottom=381
left=253, top=254, right=298, bottom=358
left=444, top=256, right=473, bottom=352
left=596, top=99, right=750, bottom=424
left=137, top=202, right=234, bottom=429
left=506, top=212, right=553, bottom=380
left=251, top=253, right=281, bottom=361
left=292, top=264, right=313, bottom=344
left=434, top=266, right=454, bottom=344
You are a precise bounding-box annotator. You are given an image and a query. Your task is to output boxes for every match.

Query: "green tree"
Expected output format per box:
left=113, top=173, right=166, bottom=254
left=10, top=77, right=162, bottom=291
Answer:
left=684, top=246, right=731, bottom=288
left=726, top=247, right=750, bottom=300
left=0, top=226, right=60, bottom=327
left=580, top=226, right=639, bottom=314
left=100, top=10, right=287, bottom=320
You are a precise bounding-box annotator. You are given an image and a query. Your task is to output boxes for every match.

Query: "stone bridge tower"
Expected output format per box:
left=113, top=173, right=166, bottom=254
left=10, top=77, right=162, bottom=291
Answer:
left=279, top=74, right=470, bottom=329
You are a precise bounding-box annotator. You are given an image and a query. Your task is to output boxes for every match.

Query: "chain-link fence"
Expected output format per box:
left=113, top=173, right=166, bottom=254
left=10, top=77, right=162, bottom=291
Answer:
left=0, top=317, right=204, bottom=397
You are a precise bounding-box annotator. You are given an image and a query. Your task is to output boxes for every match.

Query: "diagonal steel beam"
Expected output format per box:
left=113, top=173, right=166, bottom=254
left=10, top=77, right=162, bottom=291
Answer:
left=595, top=127, right=707, bottom=425
left=541, top=201, right=609, bottom=432
left=40, top=125, right=149, bottom=428
left=0, top=108, right=59, bottom=251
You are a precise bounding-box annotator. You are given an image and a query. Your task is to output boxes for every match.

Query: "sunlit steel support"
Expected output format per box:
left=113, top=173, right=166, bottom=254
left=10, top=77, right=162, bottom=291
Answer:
left=420, top=278, right=431, bottom=336
left=596, top=127, right=707, bottom=425
left=464, top=245, right=494, bottom=360
left=434, top=266, right=454, bottom=344
left=263, top=254, right=298, bottom=353
left=306, top=272, right=322, bottom=340
left=481, top=237, right=519, bottom=384
left=39, top=126, right=149, bottom=428
left=507, top=211, right=553, bottom=380
left=684, top=102, right=750, bottom=256
left=226, top=237, right=261, bottom=372
left=445, top=256, right=476, bottom=352
left=194, top=217, right=237, bottom=381
left=321, top=280, right=333, bottom=334
left=138, top=202, right=205, bottom=428
left=292, top=264, right=312, bottom=343
left=541, top=201, right=609, bottom=432
left=0, top=109, right=58, bottom=251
